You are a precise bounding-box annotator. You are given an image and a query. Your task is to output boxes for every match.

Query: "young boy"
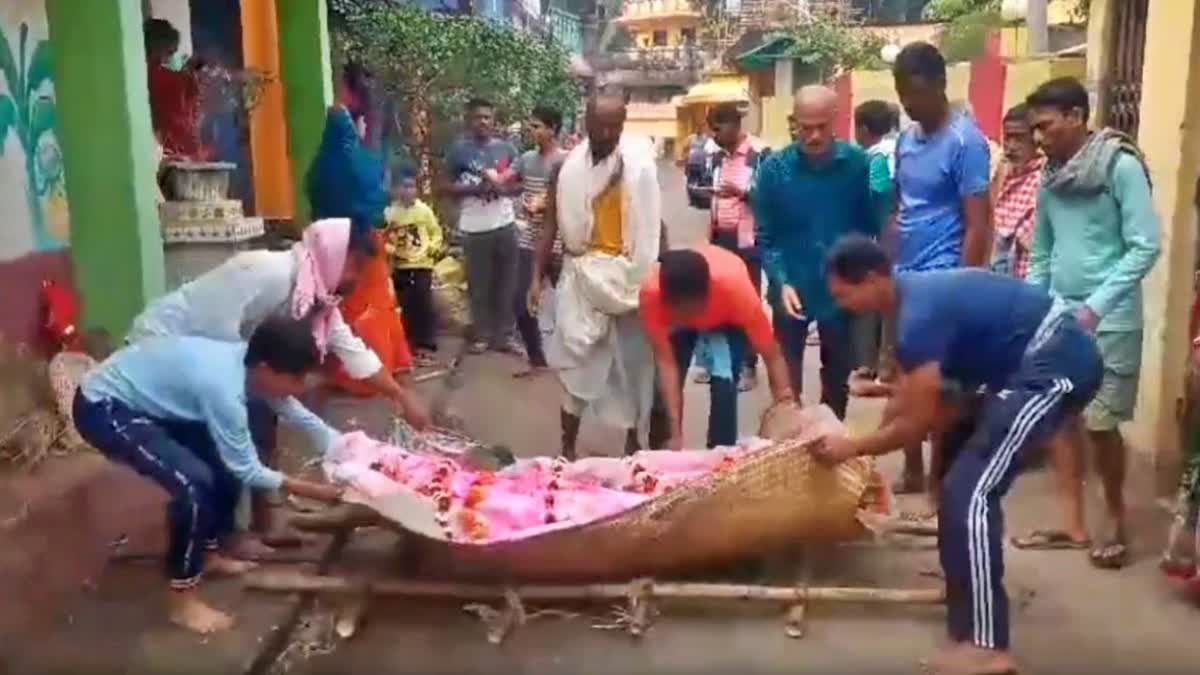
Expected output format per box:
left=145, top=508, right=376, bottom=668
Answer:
left=511, top=105, right=566, bottom=376
left=72, top=316, right=343, bottom=634
left=385, top=168, right=443, bottom=364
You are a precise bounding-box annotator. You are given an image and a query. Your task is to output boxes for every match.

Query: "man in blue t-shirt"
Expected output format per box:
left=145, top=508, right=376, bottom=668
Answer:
left=814, top=235, right=1101, bottom=675
left=886, top=41, right=993, bottom=495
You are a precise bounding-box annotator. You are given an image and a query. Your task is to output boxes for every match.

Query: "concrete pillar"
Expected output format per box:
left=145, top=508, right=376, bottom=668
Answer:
left=242, top=0, right=295, bottom=220
left=774, top=59, right=793, bottom=97
left=1085, top=0, right=1117, bottom=125
left=276, top=0, right=332, bottom=228
left=1026, top=0, right=1049, bottom=54
left=46, top=0, right=163, bottom=339
left=1131, top=0, right=1200, bottom=493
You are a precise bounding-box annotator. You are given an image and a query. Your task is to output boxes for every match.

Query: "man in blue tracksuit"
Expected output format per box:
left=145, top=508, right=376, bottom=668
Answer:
left=813, top=235, right=1102, bottom=674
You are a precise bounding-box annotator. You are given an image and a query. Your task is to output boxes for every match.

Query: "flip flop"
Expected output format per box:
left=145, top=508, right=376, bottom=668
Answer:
left=1011, top=529, right=1091, bottom=550
left=1090, top=538, right=1130, bottom=569
left=413, top=352, right=439, bottom=368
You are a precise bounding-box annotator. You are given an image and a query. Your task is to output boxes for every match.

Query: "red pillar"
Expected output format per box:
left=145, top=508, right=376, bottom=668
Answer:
left=832, top=72, right=852, bottom=140
left=968, top=29, right=1006, bottom=141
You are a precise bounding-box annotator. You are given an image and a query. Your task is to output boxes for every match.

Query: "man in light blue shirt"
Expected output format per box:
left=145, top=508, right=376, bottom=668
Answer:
left=888, top=41, right=993, bottom=495
left=73, top=316, right=343, bottom=634
left=1017, top=77, right=1161, bottom=569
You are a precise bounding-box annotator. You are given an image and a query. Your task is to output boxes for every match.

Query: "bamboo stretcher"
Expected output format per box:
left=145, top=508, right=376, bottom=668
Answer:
left=248, top=405, right=946, bottom=643
left=252, top=501, right=943, bottom=644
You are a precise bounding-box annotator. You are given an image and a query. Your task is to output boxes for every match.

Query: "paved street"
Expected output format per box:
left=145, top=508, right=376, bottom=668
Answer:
left=7, top=163, right=1200, bottom=675
left=290, top=163, right=1200, bottom=674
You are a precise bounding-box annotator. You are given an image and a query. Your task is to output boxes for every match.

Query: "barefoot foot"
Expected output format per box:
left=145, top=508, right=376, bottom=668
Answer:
left=222, top=533, right=277, bottom=560
left=167, top=589, right=234, bottom=634
left=205, top=551, right=259, bottom=577
left=921, top=643, right=1017, bottom=675
left=258, top=528, right=307, bottom=548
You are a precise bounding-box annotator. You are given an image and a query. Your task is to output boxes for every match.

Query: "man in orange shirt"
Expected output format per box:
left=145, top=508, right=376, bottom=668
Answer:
left=642, top=246, right=796, bottom=449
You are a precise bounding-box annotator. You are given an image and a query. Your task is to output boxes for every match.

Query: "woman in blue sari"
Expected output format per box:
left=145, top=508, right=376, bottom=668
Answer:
left=306, top=63, right=415, bottom=396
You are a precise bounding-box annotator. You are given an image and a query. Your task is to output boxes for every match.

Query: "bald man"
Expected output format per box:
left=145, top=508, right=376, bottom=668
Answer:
left=529, top=94, right=663, bottom=457
left=752, top=85, right=878, bottom=418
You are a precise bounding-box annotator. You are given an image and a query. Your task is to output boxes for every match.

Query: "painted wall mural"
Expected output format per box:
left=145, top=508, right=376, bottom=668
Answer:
left=0, top=1, right=68, bottom=262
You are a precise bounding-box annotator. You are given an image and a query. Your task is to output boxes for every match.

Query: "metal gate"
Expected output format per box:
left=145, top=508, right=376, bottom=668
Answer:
left=1103, top=0, right=1149, bottom=136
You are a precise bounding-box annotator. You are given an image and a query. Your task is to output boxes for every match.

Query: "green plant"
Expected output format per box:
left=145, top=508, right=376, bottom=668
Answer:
left=938, top=9, right=1003, bottom=63
left=0, top=22, right=59, bottom=250
left=336, top=5, right=576, bottom=195
left=922, top=0, right=998, bottom=21
left=780, top=18, right=889, bottom=80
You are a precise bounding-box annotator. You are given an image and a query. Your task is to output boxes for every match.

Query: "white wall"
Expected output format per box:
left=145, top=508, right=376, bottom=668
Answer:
left=0, top=0, right=69, bottom=261
left=147, top=0, right=192, bottom=56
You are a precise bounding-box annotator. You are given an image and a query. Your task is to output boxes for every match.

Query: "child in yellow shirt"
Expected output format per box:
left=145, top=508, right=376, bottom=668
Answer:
left=385, top=168, right=443, bottom=363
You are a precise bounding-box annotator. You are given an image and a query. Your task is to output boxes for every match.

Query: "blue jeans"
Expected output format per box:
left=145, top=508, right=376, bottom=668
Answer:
left=73, top=391, right=242, bottom=588
left=767, top=281, right=852, bottom=419
left=711, top=229, right=762, bottom=369
left=649, top=326, right=747, bottom=448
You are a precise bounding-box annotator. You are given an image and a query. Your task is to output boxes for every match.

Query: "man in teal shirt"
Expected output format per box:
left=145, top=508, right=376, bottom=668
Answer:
left=753, top=85, right=875, bottom=418
left=1023, top=77, right=1160, bottom=568
left=852, top=99, right=900, bottom=382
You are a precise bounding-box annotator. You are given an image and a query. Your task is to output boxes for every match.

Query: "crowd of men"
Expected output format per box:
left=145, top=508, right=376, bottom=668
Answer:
left=505, top=40, right=1156, bottom=674
left=77, top=32, right=1162, bottom=673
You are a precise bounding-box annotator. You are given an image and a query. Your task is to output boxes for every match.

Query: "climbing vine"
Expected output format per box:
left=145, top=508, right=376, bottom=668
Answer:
left=334, top=4, right=577, bottom=194
left=780, top=18, right=888, bottom=80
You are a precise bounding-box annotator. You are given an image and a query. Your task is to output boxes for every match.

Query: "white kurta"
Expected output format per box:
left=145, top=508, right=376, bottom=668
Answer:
left=546, top=135, right=662, bottom=433
left=128, top=249, right=382, bottom=380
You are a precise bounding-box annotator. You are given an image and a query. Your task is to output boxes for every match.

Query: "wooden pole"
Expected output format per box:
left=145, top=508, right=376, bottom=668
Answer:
left=245, top=571, right=945, bottom=605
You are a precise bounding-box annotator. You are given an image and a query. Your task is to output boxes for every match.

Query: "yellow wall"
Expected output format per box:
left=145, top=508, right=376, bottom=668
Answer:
left=628, top=19, right=699, bottom=48
left=1127, top=0, right=1200, bottom=486
left=620, top=0, right=700, bottom=47
left=837, top=57, right=1083, bottom=121
left=626, top=103, right=678, bottom=141
left=847, top=63, right=971, bottom=112
left=241, top=0, right=294, bottom=219
left=760, top=95, right=791, bottom=149
left=1002, top=56, right=1086, bottom=110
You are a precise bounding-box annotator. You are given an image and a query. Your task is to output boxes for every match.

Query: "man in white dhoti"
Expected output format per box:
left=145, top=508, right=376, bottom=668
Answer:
left=528, top=94, right=662, bottom=459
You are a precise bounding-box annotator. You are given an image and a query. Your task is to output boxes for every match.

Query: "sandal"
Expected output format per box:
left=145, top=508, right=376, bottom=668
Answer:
left=413, top=352, right=439, bottom=368
left=1010, top=529, right=1091, bottom=550
left=1090, top=537, right=1130, bottom=569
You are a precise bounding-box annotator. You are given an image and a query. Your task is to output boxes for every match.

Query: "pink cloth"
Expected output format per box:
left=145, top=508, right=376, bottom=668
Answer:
left=325, top=432, right=767, bottom=544
left=291, top=218, right=351, bottom=355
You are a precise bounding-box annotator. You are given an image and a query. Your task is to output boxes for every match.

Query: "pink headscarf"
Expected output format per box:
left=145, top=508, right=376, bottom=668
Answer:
left=291, top=218, right=351, bottom=356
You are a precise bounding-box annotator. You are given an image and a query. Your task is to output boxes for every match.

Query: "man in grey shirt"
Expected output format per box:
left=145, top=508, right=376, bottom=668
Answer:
left=511, top=106, right=567, bottom=375
left=443, top=97, right=521, bottom=353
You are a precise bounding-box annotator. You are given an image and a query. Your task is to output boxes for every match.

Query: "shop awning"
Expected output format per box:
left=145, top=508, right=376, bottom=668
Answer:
left=676, top=75, right=750, bottom=107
